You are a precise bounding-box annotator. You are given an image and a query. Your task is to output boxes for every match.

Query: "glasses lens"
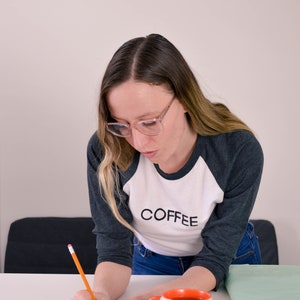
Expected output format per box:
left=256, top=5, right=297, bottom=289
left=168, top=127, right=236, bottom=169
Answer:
left=106, top=123, right=130, bottom=137
left=136, top=119, right=162, bottom=136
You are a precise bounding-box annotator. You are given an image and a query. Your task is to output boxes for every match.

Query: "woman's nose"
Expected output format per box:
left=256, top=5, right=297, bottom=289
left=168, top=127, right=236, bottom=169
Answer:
left=130, top=128, right=149, bottom=149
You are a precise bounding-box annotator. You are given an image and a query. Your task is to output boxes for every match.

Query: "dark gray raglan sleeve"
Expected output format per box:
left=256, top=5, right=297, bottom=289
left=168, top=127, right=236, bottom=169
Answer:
left=87, top=132, right=134, bottom=268
left=190, top=132, right=264, bottom=289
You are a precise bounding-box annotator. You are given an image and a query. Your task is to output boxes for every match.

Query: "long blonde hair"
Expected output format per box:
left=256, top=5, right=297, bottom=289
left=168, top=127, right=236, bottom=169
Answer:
left=97, top=34, right=252, bottom=231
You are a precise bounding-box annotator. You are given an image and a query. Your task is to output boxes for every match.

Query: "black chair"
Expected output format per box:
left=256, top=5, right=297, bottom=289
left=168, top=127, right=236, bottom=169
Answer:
left=4, top=217, right=278, bottom=274
left=251, top=219, right=279, bottom=264
left=4, top=217, right=97, bottom=274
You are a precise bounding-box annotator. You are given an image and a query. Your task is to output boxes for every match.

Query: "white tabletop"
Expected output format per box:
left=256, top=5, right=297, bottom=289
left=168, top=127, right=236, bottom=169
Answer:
left=0, top=273, right=230, bottom=299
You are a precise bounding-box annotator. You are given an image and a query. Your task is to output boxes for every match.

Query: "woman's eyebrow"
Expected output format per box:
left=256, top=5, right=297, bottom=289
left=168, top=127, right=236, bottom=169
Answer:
left=110, top=110, right=159, bottom=122
left=109, top=114, right=127, bottom=122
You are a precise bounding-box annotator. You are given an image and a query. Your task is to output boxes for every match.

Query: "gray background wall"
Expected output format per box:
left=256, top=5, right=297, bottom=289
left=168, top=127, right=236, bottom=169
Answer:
left=1, top=0, right=299, bottom=271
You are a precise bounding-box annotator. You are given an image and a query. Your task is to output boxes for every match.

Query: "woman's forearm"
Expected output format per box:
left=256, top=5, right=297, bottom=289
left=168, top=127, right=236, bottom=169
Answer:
left=92, top=262, right=132, bottom=300
left=128, top=266, right=216, bottom=300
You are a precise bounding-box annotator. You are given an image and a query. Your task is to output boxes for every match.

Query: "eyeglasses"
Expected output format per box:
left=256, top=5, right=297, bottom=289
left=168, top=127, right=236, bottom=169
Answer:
left=106, top=97, right=175, bottom=137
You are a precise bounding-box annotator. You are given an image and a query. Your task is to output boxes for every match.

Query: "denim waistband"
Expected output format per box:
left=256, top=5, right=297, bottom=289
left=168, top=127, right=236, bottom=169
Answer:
left=246, top=221, right=255, bottom=239
left=133, top=237, right=194, bottom=260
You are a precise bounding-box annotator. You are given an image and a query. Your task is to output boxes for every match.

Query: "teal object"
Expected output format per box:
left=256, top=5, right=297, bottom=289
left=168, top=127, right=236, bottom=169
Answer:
left=226, top=265, right=300, bottom=300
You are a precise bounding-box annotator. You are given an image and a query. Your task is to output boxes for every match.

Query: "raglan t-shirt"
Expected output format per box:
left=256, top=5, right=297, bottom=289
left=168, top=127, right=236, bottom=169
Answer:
left=125, top=154, right=223, bottom=256
left=87, top=130, right=263, bottom=288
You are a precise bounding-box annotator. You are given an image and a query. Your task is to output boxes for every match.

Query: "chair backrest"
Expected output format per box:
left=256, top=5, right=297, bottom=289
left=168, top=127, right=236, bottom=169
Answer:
left=250, top=219, right=279, bottom=264
left=4, top=217, right=97, bottom=274
left=5, top=217, right=278, bottom=273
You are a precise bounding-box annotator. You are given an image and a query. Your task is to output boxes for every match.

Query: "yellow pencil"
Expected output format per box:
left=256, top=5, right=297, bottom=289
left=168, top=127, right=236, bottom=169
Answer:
left=68, top=244, right=96, bottom=300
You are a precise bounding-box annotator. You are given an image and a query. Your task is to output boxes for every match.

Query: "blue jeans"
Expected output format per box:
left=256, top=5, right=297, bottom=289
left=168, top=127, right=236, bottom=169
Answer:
left=132, top=222, right=262, bottom=275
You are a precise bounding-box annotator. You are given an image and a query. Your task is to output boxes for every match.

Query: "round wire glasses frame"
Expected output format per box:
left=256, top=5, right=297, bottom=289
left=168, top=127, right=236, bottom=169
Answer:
left=106, top=97, right=175, bottom=137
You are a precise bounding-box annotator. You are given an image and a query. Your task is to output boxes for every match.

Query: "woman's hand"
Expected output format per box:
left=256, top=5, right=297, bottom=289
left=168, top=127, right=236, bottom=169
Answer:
left=71, top=289, right=93, bottom=300
left=71, top=289, right=109, bottom=300
left=71, top=262, right=131, bottom=300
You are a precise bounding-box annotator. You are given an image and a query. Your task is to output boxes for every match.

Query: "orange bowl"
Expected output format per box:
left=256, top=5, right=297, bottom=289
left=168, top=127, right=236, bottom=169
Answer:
left=149, top=288, right=211, bottom=300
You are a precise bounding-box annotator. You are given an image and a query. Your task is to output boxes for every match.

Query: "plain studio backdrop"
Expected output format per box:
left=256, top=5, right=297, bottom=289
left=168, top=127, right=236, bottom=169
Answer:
left=0, top=0, right=299, bottom=271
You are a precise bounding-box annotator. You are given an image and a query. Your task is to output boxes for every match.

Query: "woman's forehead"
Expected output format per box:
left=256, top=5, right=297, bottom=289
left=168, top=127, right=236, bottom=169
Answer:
left=107, top=81, right=173, bottom=119
left=108, top=81, right=171, bottom=100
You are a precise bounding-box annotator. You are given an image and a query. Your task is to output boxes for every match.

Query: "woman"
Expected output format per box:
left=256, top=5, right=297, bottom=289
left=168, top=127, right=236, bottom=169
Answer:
left=73, top=33, right=263, bottom=300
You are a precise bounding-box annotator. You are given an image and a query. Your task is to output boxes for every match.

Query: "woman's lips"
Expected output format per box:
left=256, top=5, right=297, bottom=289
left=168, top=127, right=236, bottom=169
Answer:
left=141, top=150, right=157, bottom=159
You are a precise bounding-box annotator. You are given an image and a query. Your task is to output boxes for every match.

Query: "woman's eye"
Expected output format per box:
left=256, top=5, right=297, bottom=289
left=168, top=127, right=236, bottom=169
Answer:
left=141, top=120, right=157, bottom=127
